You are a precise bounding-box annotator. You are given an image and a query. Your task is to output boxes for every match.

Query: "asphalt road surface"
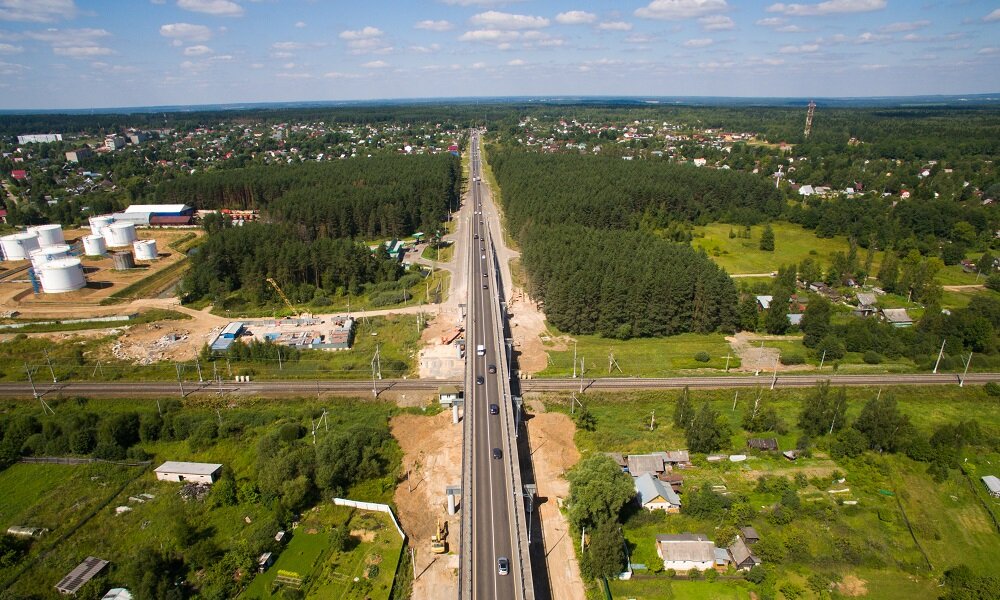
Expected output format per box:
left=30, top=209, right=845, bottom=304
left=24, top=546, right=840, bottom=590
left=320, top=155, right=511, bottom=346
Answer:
left=466, top=131, right=525, bottom=599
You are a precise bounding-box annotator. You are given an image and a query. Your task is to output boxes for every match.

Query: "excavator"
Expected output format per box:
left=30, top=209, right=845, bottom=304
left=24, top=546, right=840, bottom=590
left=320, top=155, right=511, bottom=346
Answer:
left=430, top=519, right=448, bottom=554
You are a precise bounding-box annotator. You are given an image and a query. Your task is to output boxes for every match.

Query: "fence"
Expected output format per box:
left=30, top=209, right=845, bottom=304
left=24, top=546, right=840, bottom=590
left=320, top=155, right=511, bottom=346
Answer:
left=332, top=497, right=406, bottom=542
left=19, top=456, right=151, bottom=467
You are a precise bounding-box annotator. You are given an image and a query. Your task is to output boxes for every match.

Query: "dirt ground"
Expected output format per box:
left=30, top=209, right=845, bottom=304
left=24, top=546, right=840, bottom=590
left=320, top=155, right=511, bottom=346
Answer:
left=391, top=411, right=463, bottom=599
left=727, top=331, right=813, bottom=373
left=508, top=292, right=553, bottom=376
left=523, top=402, right=586, bottom=600
left=836, top=574, right=868, bottom=596
left=417, top=311, right=465, bottom=379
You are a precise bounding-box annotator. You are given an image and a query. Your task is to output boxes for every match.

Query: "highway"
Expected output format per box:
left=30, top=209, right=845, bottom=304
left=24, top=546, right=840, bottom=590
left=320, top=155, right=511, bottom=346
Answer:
left=464, top=130, right=528, bottom=599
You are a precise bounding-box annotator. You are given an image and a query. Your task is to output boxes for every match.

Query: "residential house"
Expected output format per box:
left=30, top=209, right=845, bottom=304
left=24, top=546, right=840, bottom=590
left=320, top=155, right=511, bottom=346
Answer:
left=798, top=184, right=815, bottom=196
left=626, top=453, right=666, bottom=478
left=756, top=295, right=773, bottom=311
left=747, top=438, right=778, bottom=451
left=655, top=534, right=716, bottom=572
left=662, top=450, right=691, bottom=467
left=606, top=452, right=627, bottom=470
left=438, top=385, right=462, bottom=407
left=154, top=461, right=223, bottom=484
left=881, top=308, right=913, bottom=328
left=982, top=475, right=1000, bottom=498
left=713, top=547, right=731, bottom=571
left=854, top=293, right=878, bottom=317
left=10, top=169, right=26, bottom=181
left=728, top=536, right=760, bottom=571
left=787, top=314, right=803, bottom=327
left=633, top=472, right=682, bottom=513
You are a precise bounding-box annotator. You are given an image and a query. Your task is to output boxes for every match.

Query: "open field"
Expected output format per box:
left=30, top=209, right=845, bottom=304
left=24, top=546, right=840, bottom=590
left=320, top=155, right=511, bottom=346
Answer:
left=536, top=329, right=740, bottom=378
left=0, top=308, right=189, bottom=334
left=692, top=222, right=882, bottom=275
left=544, top=386, right=1000, bottom=599
left=421, top=242, right=454, bottom=263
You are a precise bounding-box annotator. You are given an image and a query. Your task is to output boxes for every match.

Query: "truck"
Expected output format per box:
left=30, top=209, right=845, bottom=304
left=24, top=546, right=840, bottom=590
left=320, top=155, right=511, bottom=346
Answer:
left=476, top=344, right=485, bottom=356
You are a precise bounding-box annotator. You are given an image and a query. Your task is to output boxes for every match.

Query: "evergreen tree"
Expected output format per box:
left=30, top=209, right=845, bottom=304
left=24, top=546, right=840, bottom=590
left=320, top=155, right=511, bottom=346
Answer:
left=764, top=297, right=790, bottom=335
left=738, top=295, right=759, bottom=332
left=760, top=223, right=775, bottom=251
left=582, top=519, right=626, bottom=580
left=853, top=394, right=911, bottom=452
left=878, top=252, right=899, bottom=293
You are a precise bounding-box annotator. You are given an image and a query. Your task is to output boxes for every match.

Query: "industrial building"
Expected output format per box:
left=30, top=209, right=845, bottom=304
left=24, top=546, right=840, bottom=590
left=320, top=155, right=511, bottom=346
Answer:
left=211, top=322, right=245, bottom=352
left=65, top=148, right=94, bottom=163
left=17, top=133, right=62, bottom=144
left=257, top=316, right=355, bottom=351
left=154, top=461, right=223, bottom=484
left=111, top=204, right=194, bottom=227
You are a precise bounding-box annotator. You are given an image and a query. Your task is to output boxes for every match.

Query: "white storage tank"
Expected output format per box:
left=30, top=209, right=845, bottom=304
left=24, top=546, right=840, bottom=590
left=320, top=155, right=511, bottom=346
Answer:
left=104, top=222, right=137, bottom=248
left=133, top=239, right=158, bottom=261
left=82, top=234, right=108, bottom=256
left=89, top=215, right=115, bottom=237
left=38, top=258, right=86, bottom=293
left=28, top=224, right=65, bottom=248
left=29, top=244, right=72, bottom=270
left=0, top=232, right=41, bottom=261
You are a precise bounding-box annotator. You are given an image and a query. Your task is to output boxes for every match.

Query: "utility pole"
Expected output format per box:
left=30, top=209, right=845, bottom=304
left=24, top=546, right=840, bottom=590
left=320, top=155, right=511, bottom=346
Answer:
left=724, top=353, right=731, bottom=372
left=932, top=339, right=947, bottom=373
left=43, top=349, right=56, bottom=383
left=196, top=360, right=203, bottom=383
left=649, top=410, right=655, bottom=431
left=277, top=348, right=283, bottom=371
left=732, top=390, right=739, bottom=412
left=573, top=341, right=577, bottom=378
left=175, top=363, right=185, bottom=397
left=25, top=362, right=38, bottom=399
left=960, top=352, right=973, bottom=387
left=819, top=349, right=827, bottom=370
left=770, top=355, right=779, bottom=390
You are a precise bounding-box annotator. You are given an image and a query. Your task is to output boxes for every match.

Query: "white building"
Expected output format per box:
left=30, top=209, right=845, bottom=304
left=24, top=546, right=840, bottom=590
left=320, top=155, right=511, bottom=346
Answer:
left=18, top=134, right=62, bottom=144
left=983, top=475, right=1000, bottom=498
left=655, top=533, right=716, bottom=572
left=154, top=461, right=223, bottom=484
left=105, top=136, right=126, bottom=151
left=634, top=473, right=681, bottom=513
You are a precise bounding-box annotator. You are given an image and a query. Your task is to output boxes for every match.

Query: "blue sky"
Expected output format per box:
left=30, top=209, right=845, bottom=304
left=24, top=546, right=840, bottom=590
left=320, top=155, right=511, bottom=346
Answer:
left=0, top=0, right=998, bottom=109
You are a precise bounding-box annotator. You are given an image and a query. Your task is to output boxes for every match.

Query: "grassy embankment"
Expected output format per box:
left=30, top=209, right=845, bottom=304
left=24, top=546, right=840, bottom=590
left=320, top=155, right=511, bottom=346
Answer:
left=547, top=387, right=1000, bottom=600
left=100, top=231, right=205, bottom=305
left=0, top=308, right=189, bottom=334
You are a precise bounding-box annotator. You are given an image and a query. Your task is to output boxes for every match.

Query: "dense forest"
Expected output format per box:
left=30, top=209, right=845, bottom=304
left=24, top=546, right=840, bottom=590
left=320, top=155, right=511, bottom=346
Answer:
left=158, top=154, right=460, bottom=240
left=490, top=150, right=767, bottom=336
left=180, top=154, right=459, bottom=303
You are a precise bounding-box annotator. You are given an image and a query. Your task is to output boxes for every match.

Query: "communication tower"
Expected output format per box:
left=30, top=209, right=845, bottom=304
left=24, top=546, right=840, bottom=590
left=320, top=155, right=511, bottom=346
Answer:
left=804, top=100, right=816, bottom=137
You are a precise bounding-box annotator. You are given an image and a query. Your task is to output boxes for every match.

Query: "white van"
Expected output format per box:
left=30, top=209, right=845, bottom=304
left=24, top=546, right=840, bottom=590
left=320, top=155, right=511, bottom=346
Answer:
left=476, top=344, right=485, bottom=356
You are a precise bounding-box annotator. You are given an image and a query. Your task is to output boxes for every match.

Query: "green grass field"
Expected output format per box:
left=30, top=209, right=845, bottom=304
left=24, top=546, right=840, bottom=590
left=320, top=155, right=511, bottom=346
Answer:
left=692, top=222, right=882, bottom=275
left=552, top=386, right=1000, bottom=600
left=421, top=243, right=454, bottom=263
left=536, top=329, right=740, bottom=377
left=0, top=308, right=189, bottom=334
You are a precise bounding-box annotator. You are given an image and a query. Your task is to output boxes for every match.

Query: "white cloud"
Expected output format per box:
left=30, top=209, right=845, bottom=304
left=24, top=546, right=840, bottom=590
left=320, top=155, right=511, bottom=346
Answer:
left=777, top=24, right=806, bottom=32
left=767, top=0, right=885, bottom=17
left=362, top=59, right=388, bottom=68
left=856, top=31, right=888, bottom=43
left=272, top=41, right=308, bottom=50
left=625, top=32, right=655, bottom=43
left=0, top=42, right=22, bottom=53
left=683, top=37, right=713, bottom=47
left=779, top=43, right=819, bottom=52
left=699, top=15, right=733, bottom=30
left=458, top=29, right=520, bottom=42
left=323, top=71, right=360, bottom=79
left=879, top=20, right=929, bottom=33
left=54, top=45, right=112, bottom=57
left=0, top=59, right=27, bottom=74
left=983, top=9, right=1000, bottom=22
left=415, top=19, right=453, bottom=31
left=410, top=43, right=441, bottom=53
left=470, top=61, right=486, bottom=68
left=635, top=0, right=728, bottom=20
left=159, top=22, right=212, bottom=42
left=439, top=0, right=522, bottom=5
left=282, top=62, right=295, bottom=69
left=25, top=27, right=110, bottom=46
left=177, top=0, right=243, bottom=17
left=339, top=26, right=382, bottom=40
left=977, top=47, right=998, bottom=55
left=294, top=21, right=305, bottom=28
left=183, top=44, right=213, bottom=55
left=276, top=72, right=313, bottom=79
left=860, top=63, right=887, bottom=70
left=470, top=10, right=549, bottom=30
left=555, top=11, right=596, bottom=25
left=0, top=0, right=78, bottom=23
left=506, top=58, right=525, bottom=65
left=598, top=21, right=633, bottom=31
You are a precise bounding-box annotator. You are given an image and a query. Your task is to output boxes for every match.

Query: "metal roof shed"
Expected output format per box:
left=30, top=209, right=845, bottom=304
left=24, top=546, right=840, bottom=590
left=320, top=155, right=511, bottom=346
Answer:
left=154, top=461, right=223, bottom=484
left=55, top=556, right=109, bottom=595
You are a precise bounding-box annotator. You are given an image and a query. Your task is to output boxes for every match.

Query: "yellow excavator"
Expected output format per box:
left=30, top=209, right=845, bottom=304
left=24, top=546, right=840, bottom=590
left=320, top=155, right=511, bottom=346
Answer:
left=430, top=519, right=448, bottom=554
left=266, top=278, right=297, bottom=317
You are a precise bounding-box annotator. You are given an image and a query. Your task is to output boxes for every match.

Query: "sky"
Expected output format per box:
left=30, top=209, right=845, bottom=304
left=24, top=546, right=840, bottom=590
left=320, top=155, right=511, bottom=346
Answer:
left=0, top=0, right=998, bottom=109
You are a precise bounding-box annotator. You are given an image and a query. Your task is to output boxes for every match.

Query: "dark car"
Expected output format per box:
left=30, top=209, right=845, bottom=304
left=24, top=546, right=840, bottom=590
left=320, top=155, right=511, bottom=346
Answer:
left=497, top=557, right=509, bottom=575
left=476, top=375, right=484, bottom=385
left=487, top=364, right=496, bottom=374
left=492, top=447, right=502, bottom=459
left=474, top=234, right=479, bottom=239
left=482, top=283, right=487, bottom=289
left=483, top=272, right=487, bottom=277
left=489, top=403, right=499, bottom=415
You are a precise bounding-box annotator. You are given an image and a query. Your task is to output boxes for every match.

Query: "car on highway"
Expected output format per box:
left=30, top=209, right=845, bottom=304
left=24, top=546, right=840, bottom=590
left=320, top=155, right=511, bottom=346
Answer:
left=474, top=234, right=478, bottom=239
left=488, top=364, right=496, bottom=373
left=476, top=375, right=484, bottom=385
left=492, top=447, right=502, bottom=459
left=497, top=557, right=509, bottom=576
left=483, top=272, right=487, bottom=277
left=482, top=283, right=487, bottom=289
left=489, top=403, right=499, bottom=415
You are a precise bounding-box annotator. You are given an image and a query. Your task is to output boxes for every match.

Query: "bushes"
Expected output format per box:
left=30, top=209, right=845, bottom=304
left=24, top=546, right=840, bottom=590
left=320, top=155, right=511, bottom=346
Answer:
left=863, top=350, right=882, bottom=364
left=370, top=290, right=412, bottom=307
left=780, top=353, right=805, bottom=365
left=694, top=351, right=711, bottom=363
